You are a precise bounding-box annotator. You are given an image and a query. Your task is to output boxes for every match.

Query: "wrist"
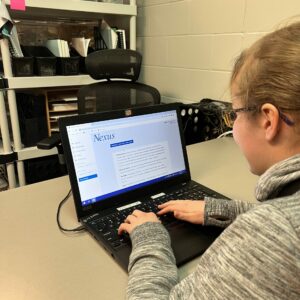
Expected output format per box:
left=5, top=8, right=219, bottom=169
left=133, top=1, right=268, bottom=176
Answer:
left=130, top=222, right=170, bottom=248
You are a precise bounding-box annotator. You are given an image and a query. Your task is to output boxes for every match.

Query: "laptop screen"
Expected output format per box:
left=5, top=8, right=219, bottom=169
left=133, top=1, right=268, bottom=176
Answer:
left=66, top=109, right=187, bottom=207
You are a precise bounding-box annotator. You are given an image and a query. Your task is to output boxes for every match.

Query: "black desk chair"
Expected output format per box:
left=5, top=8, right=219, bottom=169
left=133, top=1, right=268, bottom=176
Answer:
left=77, top=49, right=160, bottom=114
left=37, top=49, right=160, bottom=175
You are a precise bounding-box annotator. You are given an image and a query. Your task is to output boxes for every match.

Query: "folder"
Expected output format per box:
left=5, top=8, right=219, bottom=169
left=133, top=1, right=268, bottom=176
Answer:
left=100, top=19, right=118, bottom=49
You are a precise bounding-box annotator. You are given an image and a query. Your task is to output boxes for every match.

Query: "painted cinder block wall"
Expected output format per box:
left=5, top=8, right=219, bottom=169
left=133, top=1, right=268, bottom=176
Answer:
left=136, top=0, right=300, bottom=104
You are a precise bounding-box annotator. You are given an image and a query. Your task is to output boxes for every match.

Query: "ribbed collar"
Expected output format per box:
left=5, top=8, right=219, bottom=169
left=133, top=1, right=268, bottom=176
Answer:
left=255, top=154, right=300, bottom=201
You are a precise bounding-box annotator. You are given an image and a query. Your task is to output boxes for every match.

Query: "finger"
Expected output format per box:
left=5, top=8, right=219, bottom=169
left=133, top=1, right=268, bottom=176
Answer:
left=118, top=223, right=131, bottom=235
left=124, top=214, right=135, bottom=223
left=158, top=200, right=178, bottom=208
left=158, top=200, right=189, bottom=209
left=158, top=201, right=191, bottom=214
left=147, top=211, right=158, bottom=218
left=157, top=205, right=177, bottom=215
left=131, top=209, right=143, bottom=216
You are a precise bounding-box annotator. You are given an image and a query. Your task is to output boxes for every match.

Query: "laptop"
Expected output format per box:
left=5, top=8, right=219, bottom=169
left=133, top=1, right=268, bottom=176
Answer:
left=59, top=103, right=228, bottom=271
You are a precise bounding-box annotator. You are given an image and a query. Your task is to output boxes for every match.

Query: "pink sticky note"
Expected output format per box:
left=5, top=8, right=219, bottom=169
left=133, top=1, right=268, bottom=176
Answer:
left=10, top=0, right=26, bottom=11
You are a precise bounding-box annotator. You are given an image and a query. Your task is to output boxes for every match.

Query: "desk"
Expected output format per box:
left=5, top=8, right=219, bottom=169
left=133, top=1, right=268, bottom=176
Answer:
left=0, top=138, right=258, bottom=300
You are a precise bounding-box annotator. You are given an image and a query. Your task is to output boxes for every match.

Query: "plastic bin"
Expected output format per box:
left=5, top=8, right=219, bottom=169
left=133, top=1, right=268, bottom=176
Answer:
left=56, top=56, right=80, bottom=75
left=69, top=47, right=94, bottom=74
left=11, top=56, right=34, bottom=77
left=22, top=46, right=57, bottom=76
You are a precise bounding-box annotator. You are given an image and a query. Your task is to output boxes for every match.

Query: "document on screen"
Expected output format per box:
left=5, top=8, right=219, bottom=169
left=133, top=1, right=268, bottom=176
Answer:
left=113, top=142, right=171, bottom=188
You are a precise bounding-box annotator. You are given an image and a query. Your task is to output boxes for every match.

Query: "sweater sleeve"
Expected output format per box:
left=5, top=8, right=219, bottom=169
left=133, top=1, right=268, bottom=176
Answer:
left=204, top=197, right=258, bottom=228
left=170, top=204, right=300, bottom=299
left=127, top=204, right=300, bottom=299
left=127, top=222, right=179, bottom=300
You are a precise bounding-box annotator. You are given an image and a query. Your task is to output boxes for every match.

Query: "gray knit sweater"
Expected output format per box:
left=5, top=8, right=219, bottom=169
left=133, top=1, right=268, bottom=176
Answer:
left=126, top=154, right=300, bottom=299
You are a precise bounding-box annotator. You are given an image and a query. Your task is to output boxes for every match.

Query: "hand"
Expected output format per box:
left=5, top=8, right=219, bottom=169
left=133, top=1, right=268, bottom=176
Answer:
left=157, top=200, right=205, bottom=225
left=118, top=209, right=161, bottom=235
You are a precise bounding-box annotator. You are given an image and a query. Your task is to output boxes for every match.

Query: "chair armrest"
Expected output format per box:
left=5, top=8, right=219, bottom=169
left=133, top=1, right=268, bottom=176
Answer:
left=37, top=134, right=61, bottom=150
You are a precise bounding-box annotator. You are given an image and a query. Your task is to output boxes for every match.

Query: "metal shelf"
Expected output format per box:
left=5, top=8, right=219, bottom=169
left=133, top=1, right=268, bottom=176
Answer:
left=5, top=0, right=137, bottom=21
left=0, top=140, right=56, bottom=162
left=5, top=75, right=98, bottom=90
left=17, top=146, right=58, bottom=161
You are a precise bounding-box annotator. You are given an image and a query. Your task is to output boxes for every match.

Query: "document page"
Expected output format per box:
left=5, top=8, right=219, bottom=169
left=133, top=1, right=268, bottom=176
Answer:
left=113, top=142, right=170, bottom=188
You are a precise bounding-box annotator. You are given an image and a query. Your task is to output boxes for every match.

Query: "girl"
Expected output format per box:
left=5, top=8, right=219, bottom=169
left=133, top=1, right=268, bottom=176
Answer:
left=119, top=22, right=300, bottom=299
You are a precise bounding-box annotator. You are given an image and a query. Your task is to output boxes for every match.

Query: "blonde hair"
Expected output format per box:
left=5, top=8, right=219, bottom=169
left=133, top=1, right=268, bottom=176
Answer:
left=231, top=21, right=300, bottom=118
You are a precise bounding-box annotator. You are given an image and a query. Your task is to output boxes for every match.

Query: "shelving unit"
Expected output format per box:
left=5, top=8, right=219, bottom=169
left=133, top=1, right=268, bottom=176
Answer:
left=0, top=0, right=137, bottom=188
left=0, top=91, right=16, bottom=188
left=45, top=88, right=79, bottom=134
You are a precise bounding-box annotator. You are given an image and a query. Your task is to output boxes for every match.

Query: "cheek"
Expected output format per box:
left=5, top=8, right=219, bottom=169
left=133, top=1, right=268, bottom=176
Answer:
left=232, top=115, right=252, bottom=149
left=232, top=120, right=264, bottom=175
left=232, top=120, right=242, bottom=145
left=233, top=120, right=256, bottom=170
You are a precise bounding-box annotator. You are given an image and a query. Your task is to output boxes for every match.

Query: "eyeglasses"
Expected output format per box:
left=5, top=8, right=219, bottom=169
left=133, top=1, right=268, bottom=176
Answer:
left=222, top=106, right=295, bottom=128
left=223, top=106, right=257, bottom=128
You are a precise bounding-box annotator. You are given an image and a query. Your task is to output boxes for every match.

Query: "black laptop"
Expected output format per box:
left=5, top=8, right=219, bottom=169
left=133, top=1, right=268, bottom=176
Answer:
left=59, top=103, right=228, bottom=271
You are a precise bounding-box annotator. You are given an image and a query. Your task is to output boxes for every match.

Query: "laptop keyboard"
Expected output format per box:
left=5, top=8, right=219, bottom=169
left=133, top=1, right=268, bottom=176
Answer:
left=88, top=182, right=219, bottom=249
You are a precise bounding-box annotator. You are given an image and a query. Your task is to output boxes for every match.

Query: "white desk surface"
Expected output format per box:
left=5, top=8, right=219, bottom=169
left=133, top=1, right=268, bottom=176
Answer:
left=0, top=138, right=258, bottom=300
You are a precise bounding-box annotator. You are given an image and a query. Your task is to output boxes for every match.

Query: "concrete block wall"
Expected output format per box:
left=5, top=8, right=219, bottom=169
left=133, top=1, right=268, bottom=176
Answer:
left=136, top=0, right=300, bottom=104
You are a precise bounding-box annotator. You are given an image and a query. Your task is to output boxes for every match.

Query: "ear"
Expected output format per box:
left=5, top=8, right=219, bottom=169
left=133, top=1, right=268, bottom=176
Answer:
left=260, top=103, right=280, bottom=141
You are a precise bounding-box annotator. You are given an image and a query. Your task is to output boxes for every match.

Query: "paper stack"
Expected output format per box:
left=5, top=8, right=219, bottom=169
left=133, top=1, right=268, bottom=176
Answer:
left=71, top=37, right=91, bottom=57
left=46, top=39, right=70, bottom=57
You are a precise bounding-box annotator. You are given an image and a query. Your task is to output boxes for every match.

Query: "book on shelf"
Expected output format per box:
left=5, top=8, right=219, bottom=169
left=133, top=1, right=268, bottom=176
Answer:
left=50, top=113, right=77, bottom=121
left=50, top=126, right=59, bottom=132
left=116, top=29, right=126, bottom=49
left=94, top=26, right=108, bottom=50
left=8, top=27, right=23, bottom=57
left=50, top=95, right=77, bottom=102
left=50, top=102, right=78, bottom=112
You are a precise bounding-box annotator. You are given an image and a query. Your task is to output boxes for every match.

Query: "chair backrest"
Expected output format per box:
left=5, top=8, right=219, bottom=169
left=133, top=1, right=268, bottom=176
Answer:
left=77, top=49, right=161, bottom=114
